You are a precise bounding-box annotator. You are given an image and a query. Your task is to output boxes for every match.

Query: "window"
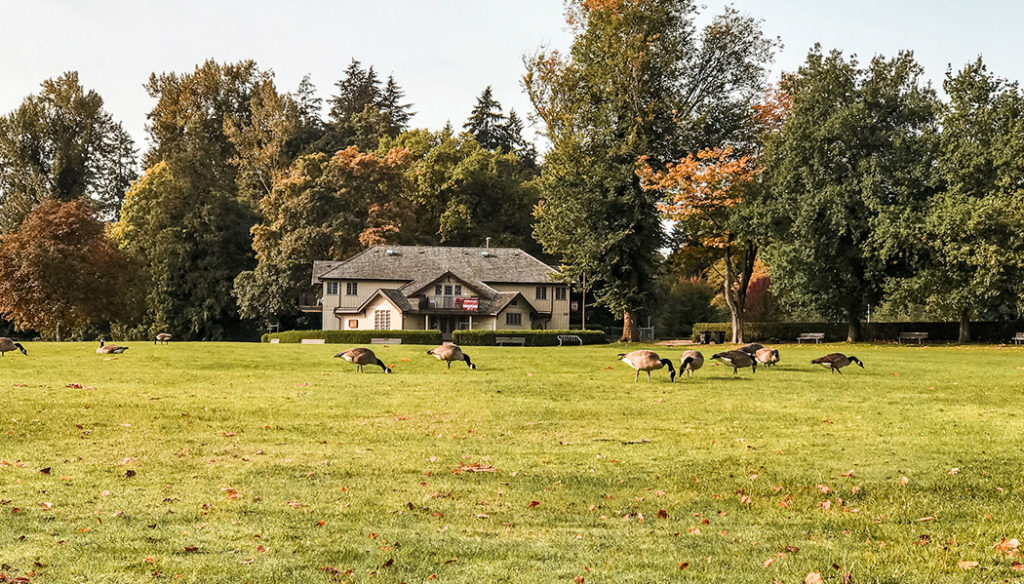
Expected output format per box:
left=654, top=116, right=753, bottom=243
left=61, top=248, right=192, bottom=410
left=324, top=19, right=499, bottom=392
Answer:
left=555, top=287, right=567, bottom=301
left=347, top=319, right=359, bottom=329
left=374, top=310, right=391, bottom=330
left=346, top=282, right=358, bottom=295
left=535, top=286, right=547, bottom=300
left=326, top=282, right=339, bottom=295
left=505, top=312, right=522, bottom=326
left=454, top=285, right=462, bottom=296
left=444, top=284, right=453, bottom=295
left=435, top=284, right=442, bottom=295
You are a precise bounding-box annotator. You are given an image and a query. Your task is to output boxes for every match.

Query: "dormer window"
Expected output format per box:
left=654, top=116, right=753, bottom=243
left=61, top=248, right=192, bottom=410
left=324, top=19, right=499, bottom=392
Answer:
left=445, top=284, right=453, bottom=295
left=454, top=285, right=462, bottom=296
left=435, top=284, right=442, bottom=295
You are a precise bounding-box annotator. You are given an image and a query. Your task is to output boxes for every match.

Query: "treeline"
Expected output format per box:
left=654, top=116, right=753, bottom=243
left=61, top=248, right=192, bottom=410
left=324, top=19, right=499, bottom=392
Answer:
left=0, top=61, right=539, bottom=340
left=2, top=0, right=1024, bottom=343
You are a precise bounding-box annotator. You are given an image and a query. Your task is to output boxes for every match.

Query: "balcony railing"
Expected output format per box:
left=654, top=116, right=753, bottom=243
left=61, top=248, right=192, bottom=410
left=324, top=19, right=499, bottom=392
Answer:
left=420, top=296, right=479, bottom=311
left=298, top=293, right=323, bottom=312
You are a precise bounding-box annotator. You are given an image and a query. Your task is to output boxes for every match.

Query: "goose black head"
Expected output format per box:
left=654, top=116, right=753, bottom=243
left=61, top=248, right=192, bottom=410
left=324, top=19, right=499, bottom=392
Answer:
left=849, top=356, right=864, bottom=368
left=14, top=342, right=26, bottom=356
left=662, top=358, right=676, bottom=382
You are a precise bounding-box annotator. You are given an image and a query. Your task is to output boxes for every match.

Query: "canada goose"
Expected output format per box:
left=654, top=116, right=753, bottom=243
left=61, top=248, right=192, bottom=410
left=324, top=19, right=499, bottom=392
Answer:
left=154, top=333, right=172, bottom=345
left=96, top=339, right=129, bottom=355
left=335, top=347, right=391, bottom=373
left=811, top=353, right=863, bottom=374
left=679, top=350, right=704, bottom=378
left=617, top=350, right=675, bottom=382
left=0, top=337, right=27, bottom=356
left=427, top=343, right=475, bottom=369
left=711, top=350, right=756, bottom=375
left=739, top=343, right=764, bottom=355
left=754, top=347, right=780, bottom=369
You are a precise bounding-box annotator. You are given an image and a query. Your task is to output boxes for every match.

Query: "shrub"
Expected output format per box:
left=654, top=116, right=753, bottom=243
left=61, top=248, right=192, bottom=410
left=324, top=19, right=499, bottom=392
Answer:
left=452, top=329, right=608, bottom=346
left=262, top=329, right=442, bottom=345
left=691, top=321, right=1024, bottom=343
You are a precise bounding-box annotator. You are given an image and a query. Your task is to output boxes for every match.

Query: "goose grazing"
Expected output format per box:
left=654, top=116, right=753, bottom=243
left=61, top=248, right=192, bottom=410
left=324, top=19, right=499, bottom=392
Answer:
left=711, top=349, right=756, bottom=375
left=0, top=337, right=27, bottom=356
left=335, top=347, right=391, bottom=373
left=811, top=353, right=863, bottom=374
left=154, top=333, right=172, bottom=345
left=679, top=350, right=704, bottom=378
left=96, top=339, right=129, bottom=355
left=617, top=350, right=675, bottom=382
left=427, top=343, right=475, bottom=370
left=754, top=347, right=780, bottom=369
left=739, top=343, right=764, bottom=356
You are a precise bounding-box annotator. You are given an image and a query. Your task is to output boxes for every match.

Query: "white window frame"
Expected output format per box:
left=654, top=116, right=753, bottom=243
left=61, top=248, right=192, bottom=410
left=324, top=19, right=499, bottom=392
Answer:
left=346, top=281, right=358, bottom=295
left=374, top=310, right=391, bottom=330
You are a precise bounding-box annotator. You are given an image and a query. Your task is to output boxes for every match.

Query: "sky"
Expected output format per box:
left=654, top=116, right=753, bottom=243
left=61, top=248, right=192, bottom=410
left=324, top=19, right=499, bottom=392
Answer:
left=2, top=0, right=1023, bottom=151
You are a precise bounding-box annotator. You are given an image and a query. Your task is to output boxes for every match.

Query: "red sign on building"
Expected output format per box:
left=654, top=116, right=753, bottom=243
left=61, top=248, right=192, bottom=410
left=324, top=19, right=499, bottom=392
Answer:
left=463, top=297, right=479, bottom=311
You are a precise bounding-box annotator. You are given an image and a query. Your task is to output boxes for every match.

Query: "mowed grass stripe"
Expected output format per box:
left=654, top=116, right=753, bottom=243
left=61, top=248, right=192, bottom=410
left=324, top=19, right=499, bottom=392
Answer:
left=1, top=342, right=1023, bottom=582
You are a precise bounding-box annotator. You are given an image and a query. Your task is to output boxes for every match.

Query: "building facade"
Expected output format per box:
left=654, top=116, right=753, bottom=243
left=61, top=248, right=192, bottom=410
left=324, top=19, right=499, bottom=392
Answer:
left=309, top=246, right=570, bottom=339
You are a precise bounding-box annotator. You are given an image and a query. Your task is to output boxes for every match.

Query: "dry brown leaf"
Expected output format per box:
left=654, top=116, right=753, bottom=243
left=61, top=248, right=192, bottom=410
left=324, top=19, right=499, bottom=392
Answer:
left=957, top=560, right=978, bottom=570
left=900, top=476, right=909, bottom=486
left=528, top=500, right=541, bottom=508
left=804, top=572, right=824, bottom=584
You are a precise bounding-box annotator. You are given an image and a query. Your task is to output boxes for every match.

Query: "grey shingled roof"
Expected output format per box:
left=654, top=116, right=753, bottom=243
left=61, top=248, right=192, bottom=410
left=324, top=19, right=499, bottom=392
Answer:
left=316, top=246, right=557, bottom=285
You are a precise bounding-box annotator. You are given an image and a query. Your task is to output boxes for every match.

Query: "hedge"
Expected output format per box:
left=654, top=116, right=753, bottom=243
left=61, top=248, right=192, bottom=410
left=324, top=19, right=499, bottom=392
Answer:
left=692, top=321, right=1024, bottom=343
left=262, top=329, right=442, bottom=345
left=452, top=329, right=608, bottom=346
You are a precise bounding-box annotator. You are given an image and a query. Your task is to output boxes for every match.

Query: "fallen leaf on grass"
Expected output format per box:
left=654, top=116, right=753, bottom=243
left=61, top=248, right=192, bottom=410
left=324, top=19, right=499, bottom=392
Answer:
left=994, top=538, right=1020, bottom=555
left=144, top=557, right=156, bottom=564
left=220, top=432, right=237, bottom=437
left=528, top=501, right=541, bottom=508
left=763, top=558, right=776, bottom=568
left=222, top=488, right=241, bottom=500
left=840, top=469, right=854, bottom=478
left=913, top=534, right=931, bottom=546
left=657, top=509, right=669, bottom=519
left=804, top=572, right=824, bottom=584
left=900, top=476, right=909, bottom=486
left=453, top=462, right=496, bottom=474
left=124, top=470, right=136, bottom=478
left=917, top=516, right=935, bottom=522
left=738, top=495, right=752, bottom=505
left=37, top=502, right=51, bottom=510
left=678, top=562, right=690, bottom=570
left=284, top=501, right=303, bottom=509
left=183, top=546, right=199, bottom=553
left=948, top=468, right=960, bottom=475
left=39, top=468, right=51, bottom=475
left=957, top=561, right=978, bottom=570
left=1011, top=562, right=1024, bottom=571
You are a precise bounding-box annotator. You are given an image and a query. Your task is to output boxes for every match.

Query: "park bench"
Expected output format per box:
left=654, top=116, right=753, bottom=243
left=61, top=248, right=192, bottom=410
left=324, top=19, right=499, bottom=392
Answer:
left=1013, top=332, right=1024, bottom=345
left=557, top=334, right=583, bottom=346
left=371, top=337, right=402, bottom=344
left=495, top=336, right=526, bottom=347
left=797, top=332, right=825, bottom=344
left=898, top=332, right=928, bottom=345
left=269, top=338, right=280, bottom=344
left=300, top=338, right=326, bottom=344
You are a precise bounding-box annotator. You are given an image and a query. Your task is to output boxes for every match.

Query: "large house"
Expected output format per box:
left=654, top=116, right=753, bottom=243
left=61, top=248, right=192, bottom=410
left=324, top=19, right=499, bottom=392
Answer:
left=309, top=246, right=570, bottom=338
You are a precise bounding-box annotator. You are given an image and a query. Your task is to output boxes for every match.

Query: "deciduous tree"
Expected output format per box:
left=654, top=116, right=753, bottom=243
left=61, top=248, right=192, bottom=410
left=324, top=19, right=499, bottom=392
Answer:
left=759, top=48, right=940, bottom=341
left=639, top=146, right=762, bottom=341
left=0, top=72, right=135, bottom=230
left=526, top=0, right=776, bottom=341
left=0, top=200, right=136, bottom=339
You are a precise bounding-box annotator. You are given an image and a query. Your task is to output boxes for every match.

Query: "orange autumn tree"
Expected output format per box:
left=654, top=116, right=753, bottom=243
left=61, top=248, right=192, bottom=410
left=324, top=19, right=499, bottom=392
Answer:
left=638, top=146, right=762, bottom=342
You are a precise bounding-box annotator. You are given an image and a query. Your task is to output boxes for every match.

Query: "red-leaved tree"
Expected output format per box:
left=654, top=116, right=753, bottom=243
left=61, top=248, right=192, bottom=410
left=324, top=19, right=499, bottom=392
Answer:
left=0, top=200, right=136, bottom=339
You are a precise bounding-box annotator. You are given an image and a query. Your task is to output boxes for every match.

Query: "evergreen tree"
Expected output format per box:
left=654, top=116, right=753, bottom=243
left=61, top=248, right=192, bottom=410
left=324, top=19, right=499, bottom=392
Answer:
left=464, top=86, right=506, bottom=150
left=318, top=60, right=413, bottom=151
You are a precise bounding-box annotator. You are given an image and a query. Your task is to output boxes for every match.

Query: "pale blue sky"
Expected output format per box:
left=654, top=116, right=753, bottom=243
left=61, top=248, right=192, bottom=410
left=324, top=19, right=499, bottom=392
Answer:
left=2, top=1, right=1021, bottom=150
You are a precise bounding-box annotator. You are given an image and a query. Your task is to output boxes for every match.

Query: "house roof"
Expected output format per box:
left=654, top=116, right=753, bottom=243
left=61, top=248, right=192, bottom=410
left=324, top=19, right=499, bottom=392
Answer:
left=315, top=246, right=557, bottom=286
left=334, top=288, right=415, bottom=314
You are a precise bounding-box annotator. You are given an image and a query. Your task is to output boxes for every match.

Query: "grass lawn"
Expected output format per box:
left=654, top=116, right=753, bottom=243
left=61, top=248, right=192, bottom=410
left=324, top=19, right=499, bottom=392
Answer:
left=1, top=341, right=1024, bottom=583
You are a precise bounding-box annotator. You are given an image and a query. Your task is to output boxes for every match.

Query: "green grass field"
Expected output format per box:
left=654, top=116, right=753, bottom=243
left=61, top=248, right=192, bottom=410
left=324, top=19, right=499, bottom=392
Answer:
left=1, top=341, right=1023, bottom=583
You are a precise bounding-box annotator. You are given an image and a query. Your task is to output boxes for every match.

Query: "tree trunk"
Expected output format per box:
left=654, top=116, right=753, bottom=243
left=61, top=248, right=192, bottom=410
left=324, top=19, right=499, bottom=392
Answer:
left=958, top=310, right=970, bottom=344
left=846, top=318, right=862, bottom=343
left=620, top=310, right=640, bottom=343
left=55, top=322, right=61, bottom=342
left=721, top=242, right=757, bottom=344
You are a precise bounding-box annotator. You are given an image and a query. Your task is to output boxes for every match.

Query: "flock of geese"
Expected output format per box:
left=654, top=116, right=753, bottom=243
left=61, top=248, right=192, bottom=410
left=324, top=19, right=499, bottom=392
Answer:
left=617, top=343, right=864, bottom=381
left=0, top=336, right=863, bottom=380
